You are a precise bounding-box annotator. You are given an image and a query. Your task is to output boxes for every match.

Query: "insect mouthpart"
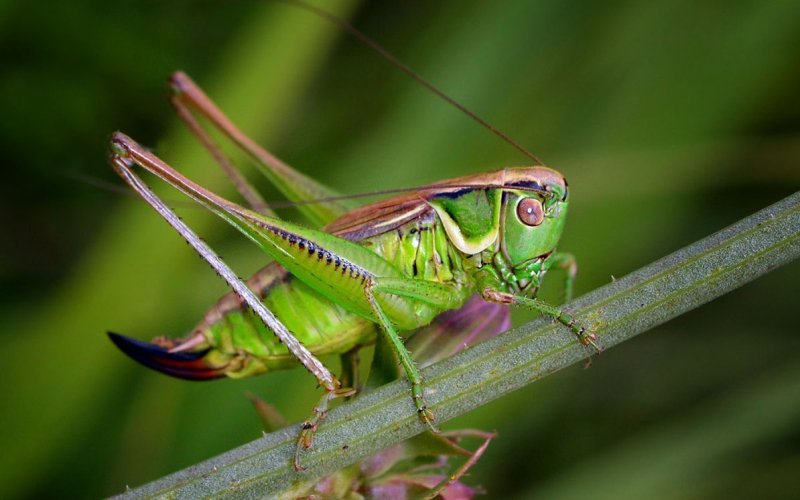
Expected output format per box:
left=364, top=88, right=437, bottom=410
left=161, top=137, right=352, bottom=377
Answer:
left=491, top=251, right=549, bottom=296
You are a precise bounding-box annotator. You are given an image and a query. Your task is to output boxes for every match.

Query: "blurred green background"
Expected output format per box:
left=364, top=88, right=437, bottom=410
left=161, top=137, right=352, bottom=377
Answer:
left=1, top=0, right=799, bottom=498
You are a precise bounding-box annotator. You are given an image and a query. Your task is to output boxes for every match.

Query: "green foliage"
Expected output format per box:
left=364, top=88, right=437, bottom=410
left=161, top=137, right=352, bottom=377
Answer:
left=0, top=1, right=798, bottom=498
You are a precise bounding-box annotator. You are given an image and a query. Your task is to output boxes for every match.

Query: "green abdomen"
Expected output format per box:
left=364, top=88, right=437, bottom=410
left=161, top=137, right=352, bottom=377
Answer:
left=199, top=213, right=471, bottom=377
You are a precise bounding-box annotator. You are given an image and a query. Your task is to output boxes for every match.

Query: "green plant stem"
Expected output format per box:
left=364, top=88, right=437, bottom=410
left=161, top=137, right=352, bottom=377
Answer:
left=115, top=192, right=799, bottom=498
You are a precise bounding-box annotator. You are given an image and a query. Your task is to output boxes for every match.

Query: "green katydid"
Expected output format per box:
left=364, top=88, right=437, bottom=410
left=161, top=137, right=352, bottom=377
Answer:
left=108, top=26, right=598, bottom=472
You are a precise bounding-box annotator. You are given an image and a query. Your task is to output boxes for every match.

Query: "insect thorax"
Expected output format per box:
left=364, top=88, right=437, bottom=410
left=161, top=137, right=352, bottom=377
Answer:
left=363, top=210, right=475, bottom=297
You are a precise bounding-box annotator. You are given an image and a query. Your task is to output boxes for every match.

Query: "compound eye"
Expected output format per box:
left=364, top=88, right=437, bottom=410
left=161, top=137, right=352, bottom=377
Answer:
left=517, top=198, right=545, bottom=226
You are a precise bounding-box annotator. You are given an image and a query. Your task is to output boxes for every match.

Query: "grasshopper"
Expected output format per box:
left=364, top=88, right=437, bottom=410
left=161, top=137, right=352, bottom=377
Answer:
left=108, top=13, right=598, bottom=471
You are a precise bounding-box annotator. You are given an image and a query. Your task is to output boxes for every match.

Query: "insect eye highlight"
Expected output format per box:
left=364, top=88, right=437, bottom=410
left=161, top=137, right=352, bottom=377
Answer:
left=517, top=197, right=545, bottom=226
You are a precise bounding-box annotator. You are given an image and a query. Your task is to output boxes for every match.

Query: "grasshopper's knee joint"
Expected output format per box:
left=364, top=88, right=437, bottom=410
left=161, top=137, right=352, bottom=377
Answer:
left=168, top=71, right=192, bottom=95
left=109, top=132, right=134, bottom=158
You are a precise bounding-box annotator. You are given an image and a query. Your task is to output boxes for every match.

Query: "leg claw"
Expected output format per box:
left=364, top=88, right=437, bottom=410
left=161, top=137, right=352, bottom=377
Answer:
left=418, top=407, right=439, bottom=433
left=578, top=329, right=603, bottom=354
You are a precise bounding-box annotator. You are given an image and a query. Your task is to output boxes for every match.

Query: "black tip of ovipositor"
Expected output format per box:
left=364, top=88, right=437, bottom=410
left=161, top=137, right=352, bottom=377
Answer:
left=107, top=331, right=225, bottom=381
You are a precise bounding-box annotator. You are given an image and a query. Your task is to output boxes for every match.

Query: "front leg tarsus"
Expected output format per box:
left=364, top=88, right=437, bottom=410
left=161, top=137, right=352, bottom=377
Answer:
left=482, top=288, right=602, bottom=353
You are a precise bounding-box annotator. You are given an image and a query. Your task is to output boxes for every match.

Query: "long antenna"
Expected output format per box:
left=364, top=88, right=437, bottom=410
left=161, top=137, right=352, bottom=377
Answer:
left=276, top=0, right=545, bottom=166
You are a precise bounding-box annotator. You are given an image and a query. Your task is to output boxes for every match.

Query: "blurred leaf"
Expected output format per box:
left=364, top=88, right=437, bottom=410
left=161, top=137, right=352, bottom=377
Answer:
left=0, top=1, right=359, bottom=497
left=527, top=361, right=800, bottom=500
